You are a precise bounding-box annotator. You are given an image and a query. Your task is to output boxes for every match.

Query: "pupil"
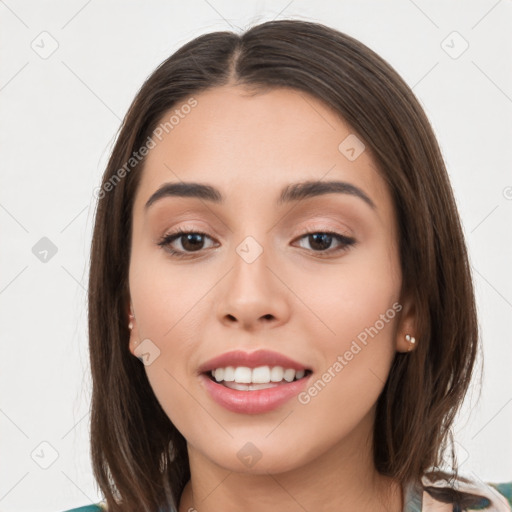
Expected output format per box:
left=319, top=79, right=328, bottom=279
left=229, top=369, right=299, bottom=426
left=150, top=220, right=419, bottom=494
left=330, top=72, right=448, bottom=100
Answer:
left=182, top=234, right=203, bottom=251
left=310, top=233, right=331, bottom=251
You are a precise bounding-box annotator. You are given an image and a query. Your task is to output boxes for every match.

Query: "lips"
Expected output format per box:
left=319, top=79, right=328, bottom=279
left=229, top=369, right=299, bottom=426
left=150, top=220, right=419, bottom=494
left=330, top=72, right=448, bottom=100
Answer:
left=197, top=349, right=313, bottom=414
left=198, top=349, right=311, bottom=374
left=199, top=373, right=311, bottom=414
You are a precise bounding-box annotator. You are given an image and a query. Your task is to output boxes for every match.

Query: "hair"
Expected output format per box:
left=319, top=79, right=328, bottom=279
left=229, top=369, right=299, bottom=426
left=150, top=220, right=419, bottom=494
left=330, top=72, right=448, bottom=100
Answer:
left=88, top=19, right=480, bottom=511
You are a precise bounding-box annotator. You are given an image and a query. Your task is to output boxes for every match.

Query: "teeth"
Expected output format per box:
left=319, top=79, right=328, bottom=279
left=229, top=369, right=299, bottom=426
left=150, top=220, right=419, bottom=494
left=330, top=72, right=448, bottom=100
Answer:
left=224, top=381, right=278, bottom=391
left=223, top=366, right=235, bottom=382
left=252, top=366, right=270, bottom=383
left=270, top=366, right=284, bottom=382
left=234, top=367, right=252, bottom=383
left=210, top=365, right=308, bottom=384
left=283, top=369, right=295, bottom=382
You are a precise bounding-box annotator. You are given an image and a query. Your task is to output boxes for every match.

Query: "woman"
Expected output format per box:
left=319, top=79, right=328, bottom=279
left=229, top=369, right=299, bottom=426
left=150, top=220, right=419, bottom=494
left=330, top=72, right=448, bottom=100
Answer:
left=66, top=19, right=511, bottom=512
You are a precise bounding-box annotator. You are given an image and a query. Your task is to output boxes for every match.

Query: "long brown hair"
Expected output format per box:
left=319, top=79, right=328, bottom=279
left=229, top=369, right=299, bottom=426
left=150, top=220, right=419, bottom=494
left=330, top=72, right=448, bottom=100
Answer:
left=88, top=19, right=480, bottom=511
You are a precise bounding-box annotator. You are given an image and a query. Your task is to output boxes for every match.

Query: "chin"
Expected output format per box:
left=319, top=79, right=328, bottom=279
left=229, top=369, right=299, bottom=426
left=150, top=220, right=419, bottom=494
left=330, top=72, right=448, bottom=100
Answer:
left=193, top=437, right=313, bottom=476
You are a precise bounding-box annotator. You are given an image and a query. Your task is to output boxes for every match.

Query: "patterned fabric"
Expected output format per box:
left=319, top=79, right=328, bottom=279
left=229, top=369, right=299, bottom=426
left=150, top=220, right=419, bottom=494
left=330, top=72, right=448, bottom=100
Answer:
left=62, top=473, right=512, bottom=511
left=404, top=472, right=512, bottom=511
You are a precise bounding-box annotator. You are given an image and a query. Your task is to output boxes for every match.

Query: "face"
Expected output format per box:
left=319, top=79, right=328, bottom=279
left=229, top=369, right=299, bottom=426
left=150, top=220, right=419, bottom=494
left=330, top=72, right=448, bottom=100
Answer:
left=128, top=85, right=415, bottom=474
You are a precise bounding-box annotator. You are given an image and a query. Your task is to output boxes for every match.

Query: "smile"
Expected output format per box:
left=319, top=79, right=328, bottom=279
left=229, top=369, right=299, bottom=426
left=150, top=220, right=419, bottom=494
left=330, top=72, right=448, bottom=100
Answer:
left=209, top=365, right=309, bottom=389
left=200, top=367, right=312, bottom=414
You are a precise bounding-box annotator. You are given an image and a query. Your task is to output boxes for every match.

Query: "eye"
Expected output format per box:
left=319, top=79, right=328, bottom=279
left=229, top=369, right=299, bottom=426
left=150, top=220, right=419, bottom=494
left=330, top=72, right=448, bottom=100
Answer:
left=294, top=230, right=356, bottom=256
left=157, top=228, right=356, bottom=259
left=157, top=228, right=217, bottom=258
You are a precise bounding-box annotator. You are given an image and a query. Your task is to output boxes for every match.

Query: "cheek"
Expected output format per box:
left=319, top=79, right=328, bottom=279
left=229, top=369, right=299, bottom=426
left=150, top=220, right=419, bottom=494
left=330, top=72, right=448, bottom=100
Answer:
left=292, top=245, right=400, bottom=407
left=129, top=248, right=213, bottom=343
left=295, top=240, right=400, bottom=348
left=128, top=252, right=220, bottom=424
left=290, top=282, right=399, bottom=454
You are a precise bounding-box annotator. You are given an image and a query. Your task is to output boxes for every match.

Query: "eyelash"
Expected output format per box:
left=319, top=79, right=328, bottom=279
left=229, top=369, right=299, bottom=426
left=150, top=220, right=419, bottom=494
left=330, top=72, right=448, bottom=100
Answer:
left=157, top=227, right=356, bottom=259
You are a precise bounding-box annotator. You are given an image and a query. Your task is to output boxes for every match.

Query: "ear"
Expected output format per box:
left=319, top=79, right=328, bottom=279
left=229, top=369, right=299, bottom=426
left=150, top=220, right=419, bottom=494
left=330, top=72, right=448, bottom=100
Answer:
left=395, top=296, right=418, bottom=353
left=126, top=301, right=140, bottom=357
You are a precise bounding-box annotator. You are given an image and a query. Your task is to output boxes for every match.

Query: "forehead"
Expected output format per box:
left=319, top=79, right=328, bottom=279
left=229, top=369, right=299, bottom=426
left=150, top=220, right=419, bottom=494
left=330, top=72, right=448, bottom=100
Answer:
left=133, top=85, right=392, bottom=218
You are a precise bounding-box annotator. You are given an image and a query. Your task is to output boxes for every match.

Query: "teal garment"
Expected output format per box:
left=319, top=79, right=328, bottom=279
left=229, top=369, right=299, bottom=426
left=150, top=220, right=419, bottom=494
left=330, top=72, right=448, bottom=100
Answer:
left=63, top=474, right=512, bottom=511
left=63, top=506, right=105, bottom=512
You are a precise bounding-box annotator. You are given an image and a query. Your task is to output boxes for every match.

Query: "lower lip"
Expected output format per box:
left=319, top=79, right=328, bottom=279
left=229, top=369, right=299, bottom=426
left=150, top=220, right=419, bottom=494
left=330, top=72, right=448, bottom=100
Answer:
left=199, top=374, right=311, bottom=414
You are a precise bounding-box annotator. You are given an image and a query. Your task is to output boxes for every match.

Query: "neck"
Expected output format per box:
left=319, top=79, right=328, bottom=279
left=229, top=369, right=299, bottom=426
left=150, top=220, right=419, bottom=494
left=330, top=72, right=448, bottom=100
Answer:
left=178, top=416, right=403, bottom=512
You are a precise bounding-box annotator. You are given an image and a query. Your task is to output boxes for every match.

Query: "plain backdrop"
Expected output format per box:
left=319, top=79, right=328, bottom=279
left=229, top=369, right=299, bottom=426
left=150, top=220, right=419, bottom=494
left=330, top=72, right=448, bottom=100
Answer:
left=1, top=1, right=511, bottom=510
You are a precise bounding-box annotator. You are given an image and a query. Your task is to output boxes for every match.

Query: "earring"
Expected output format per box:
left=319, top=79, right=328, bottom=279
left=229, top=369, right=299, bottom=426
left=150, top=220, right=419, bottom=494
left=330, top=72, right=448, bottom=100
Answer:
left=405, top=334, right=416, bottom=351
left=128, top=313, right=134, bottom=330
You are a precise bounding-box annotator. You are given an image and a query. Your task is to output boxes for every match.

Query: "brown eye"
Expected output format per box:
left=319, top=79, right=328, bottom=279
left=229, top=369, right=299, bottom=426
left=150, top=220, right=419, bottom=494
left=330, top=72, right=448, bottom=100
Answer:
left=176, top=232, right=206, bottom=252
left=295, top=231, right=356, bottom=255
left=157, top=229, right=217, bottom=258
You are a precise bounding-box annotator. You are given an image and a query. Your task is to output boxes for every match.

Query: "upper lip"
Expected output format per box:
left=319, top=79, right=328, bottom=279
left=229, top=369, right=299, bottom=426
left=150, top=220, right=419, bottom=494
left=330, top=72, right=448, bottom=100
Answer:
left=198, top=349, right=311, bottom=373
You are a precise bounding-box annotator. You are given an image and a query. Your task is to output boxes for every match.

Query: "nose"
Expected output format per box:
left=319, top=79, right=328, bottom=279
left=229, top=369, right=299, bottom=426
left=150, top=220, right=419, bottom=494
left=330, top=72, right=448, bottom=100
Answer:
left=216, top=240, right=291, bottom=332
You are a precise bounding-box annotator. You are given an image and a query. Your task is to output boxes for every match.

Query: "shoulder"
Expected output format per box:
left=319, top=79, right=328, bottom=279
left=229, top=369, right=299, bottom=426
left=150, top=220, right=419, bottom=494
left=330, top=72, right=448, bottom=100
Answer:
left=61, top=503, right=107, bottom=512
left=413, top=470, right=512, bottom=511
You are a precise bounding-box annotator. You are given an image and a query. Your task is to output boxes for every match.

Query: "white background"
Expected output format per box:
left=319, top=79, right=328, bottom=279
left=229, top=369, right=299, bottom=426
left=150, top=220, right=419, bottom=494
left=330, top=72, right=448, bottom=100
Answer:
left=1, top=1, right=511, bottom=510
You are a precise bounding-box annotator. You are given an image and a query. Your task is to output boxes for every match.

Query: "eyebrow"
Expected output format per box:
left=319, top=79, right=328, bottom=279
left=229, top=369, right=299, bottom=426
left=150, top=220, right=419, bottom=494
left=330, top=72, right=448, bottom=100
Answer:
left=144, top=180, right=376, bottom=211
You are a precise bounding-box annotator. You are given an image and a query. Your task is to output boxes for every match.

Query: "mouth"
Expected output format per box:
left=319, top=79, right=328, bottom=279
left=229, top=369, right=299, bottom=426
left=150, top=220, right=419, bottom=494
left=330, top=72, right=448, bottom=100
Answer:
left=197, top=349, right=313, bottom=414
left=204, top=365, right=313, bottom=391
left=199, top=365, right=313, bottom=414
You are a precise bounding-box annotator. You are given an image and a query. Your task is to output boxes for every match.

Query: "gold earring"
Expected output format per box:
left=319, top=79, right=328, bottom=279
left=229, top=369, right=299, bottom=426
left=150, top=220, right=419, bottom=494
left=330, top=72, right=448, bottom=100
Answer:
left=405, top=334, right=416, bottom=351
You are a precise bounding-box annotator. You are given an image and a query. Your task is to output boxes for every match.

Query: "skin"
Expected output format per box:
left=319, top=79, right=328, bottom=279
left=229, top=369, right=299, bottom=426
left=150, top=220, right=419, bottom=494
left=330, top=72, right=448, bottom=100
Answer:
left=127, top=85, right=417, bottom=512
